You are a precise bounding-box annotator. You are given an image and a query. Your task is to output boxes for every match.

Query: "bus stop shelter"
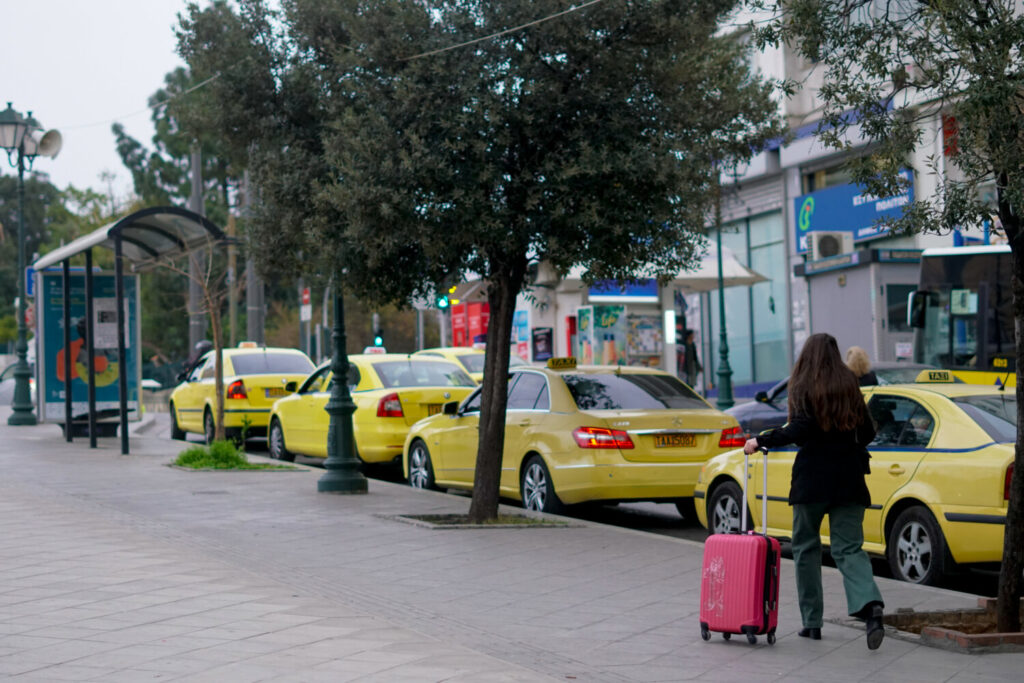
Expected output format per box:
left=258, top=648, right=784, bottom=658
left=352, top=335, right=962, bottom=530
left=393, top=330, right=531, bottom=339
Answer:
left=32, top=206, right=229, bottom=454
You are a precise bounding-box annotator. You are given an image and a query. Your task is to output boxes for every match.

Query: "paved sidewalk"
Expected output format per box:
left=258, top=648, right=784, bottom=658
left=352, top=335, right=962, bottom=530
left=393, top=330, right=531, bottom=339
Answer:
left=1, top=411, right=1021, bottom=681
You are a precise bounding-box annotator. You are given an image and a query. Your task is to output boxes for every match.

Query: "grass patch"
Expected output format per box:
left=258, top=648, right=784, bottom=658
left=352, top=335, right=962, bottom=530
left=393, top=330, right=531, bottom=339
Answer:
left=173, top=440, right=297, bottom=470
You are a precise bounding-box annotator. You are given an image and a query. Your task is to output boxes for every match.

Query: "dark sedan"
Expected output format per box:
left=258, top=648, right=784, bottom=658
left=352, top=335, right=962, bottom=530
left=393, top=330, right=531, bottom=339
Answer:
left=727, top=362, right=949, bottom=437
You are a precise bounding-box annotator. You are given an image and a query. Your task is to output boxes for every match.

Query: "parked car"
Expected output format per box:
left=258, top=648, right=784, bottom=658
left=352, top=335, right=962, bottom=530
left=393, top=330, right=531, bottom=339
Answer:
left=403, top=358, right=744, bottom=515
left=695, top=381, right=1015, bottom=585
left=727, top=362, right=955, bottom=438
left=268, top=354, right=477, bottom=464
left=412, top=346, right=528, bottom=383
left=169, top=346, right=315, bottom=443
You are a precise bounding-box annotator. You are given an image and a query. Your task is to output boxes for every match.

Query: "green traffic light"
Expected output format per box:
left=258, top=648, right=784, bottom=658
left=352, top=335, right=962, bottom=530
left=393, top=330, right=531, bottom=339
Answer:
left=437, top=295, right=449, bottom=309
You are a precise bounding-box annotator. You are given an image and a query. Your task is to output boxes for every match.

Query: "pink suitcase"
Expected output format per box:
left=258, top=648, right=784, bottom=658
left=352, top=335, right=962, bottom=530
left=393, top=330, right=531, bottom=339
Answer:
left=699, top=447, right=780, bottom=645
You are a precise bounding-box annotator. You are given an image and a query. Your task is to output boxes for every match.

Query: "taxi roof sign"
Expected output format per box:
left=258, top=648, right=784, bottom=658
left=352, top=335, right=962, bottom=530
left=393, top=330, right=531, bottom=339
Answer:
left=237, top=341, right=259, bottom=348
left=547, top=357, right=577, bottom=370
left=916, top=369, right=955, bottom=383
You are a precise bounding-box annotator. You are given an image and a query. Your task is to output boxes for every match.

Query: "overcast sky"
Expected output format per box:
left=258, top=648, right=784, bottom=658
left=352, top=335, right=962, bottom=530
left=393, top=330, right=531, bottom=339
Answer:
left=1, top=0, right=191, bottom=200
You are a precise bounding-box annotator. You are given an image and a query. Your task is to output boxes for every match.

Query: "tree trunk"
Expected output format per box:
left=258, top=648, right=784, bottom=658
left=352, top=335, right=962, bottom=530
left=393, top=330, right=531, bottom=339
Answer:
left=997, top=194, right=1023, bottom=633
left=468, top=259, right=526, bottom=522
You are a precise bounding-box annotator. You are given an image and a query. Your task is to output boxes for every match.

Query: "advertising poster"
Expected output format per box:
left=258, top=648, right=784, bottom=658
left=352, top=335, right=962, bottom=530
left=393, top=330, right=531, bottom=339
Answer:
left=576, top=306, right=594, bottom=364
left=38, top=272, right=140, bottom=421
left=531, top=327, right=553, bottom=361
left=592, top=305, right=627, bottom=365
left=512, top=310, right=530, bottom=360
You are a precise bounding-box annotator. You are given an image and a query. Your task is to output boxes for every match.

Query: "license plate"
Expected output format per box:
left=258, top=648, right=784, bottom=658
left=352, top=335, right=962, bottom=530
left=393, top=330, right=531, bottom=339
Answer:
left=653, top=433, right=696, bottom=448
left=427, top=403, right=442, bottom=416
left=265, top=387, right=288, bottom=398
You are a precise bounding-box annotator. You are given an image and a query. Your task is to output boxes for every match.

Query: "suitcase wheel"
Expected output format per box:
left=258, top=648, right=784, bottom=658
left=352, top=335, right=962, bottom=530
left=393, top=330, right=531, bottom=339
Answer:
left=767, top=632, right=776, bottom=645
left=746, top=633, right=757, bottom=645
left=700, top=626, right=710, bottom=641
left=722, top=633, right=730, bottom=641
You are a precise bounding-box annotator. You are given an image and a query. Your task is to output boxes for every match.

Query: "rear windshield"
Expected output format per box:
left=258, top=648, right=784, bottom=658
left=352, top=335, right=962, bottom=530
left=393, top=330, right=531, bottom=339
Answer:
left=953, top=395, right=1017, bottom=443
left=373, top=360, right=475, bottom=388
left=562, top=373, right=709, bottom=410
left=457, top=354, right=486, bottom=374
left=231, top=353, right=314, bottom=375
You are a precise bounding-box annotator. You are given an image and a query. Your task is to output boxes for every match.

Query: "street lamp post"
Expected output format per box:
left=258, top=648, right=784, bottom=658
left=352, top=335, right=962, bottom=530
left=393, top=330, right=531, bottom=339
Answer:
left=714, top=174, right=734, bottom=410
left=317, top=281, right=368, bottom=494
left=0, top=103, right=61, bottom=425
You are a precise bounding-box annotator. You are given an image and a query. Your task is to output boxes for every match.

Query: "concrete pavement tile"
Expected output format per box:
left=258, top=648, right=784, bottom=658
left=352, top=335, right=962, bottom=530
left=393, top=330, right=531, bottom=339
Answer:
left=3, top=665, right=119, bottom=681
left=82, top=667, right=183, bottom=682
left=171, top=661, right=292, bottom=682
left=0, top=653, right=60, bottom=676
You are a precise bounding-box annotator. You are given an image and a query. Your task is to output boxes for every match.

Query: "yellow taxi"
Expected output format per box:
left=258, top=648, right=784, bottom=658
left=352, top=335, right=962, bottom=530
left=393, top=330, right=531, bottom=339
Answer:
left=402, top=357, right=744, bottom=515
left=694, top=373, right=1015, bottom=585
left=267, top=354, right=477, bottom=464
left=169, top=345, right=315, bottom=444
left=412, top=346, right=528, bottom=383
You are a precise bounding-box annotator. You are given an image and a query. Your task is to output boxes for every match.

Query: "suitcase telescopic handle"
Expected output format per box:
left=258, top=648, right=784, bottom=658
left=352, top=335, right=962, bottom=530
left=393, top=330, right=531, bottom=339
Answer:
left=740, top=445, right=770, bottom=535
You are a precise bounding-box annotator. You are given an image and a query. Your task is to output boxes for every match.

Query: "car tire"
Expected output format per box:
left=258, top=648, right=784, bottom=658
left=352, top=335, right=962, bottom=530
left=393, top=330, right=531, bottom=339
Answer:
left=887, top=506, right=947, bottom=585
left=707, top=481, right=750, bottom=535
left=204, top=410, right=216, bottom=445
left=268, top=418, right=295, bottom=462
left=520, top=455, right=564, bottom=514
left=407, top=439, right=440, bottom=490
left=675, top=498, right=697, bottom=520
left=169, top=402, right=185, bottom=440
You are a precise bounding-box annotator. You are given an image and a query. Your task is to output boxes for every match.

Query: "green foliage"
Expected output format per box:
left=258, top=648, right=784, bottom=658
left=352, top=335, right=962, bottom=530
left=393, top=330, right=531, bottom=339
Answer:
left=173, top=439, right=294, bottom=469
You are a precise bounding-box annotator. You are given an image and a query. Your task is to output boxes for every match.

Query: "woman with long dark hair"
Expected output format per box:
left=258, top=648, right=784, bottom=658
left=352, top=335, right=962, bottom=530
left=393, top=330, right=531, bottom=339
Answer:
left=743, top=332, right=885, bottom=649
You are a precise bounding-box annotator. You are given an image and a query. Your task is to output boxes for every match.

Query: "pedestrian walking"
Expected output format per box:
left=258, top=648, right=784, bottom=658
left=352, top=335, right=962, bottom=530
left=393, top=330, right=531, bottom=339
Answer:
left=845, top=346, right=878, bottom=386
left=683, top=330, right=702, bottom=390
left=742, top=332, right=885, bottom=649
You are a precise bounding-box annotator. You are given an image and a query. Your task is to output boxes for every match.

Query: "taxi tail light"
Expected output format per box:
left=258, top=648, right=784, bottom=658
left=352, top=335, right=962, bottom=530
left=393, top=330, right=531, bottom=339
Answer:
left=719, top=425, right=745, bottom=448
left=573, top=426, right=634, bottom=450
left=377, top=392, right=404, bottom=418
left=1006, top=464, right=1014, bottom=501
left=226, top=380, right=248, bottom=400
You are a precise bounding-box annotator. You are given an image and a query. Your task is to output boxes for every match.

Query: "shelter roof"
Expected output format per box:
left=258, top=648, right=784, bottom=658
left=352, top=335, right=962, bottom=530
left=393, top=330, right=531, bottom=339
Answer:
left=32, top=206, right=228, bottom=272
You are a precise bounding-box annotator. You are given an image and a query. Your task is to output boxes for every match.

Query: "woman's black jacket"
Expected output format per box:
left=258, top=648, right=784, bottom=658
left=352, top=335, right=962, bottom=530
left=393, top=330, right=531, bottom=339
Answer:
left=753, top=406, right=875, bottom=507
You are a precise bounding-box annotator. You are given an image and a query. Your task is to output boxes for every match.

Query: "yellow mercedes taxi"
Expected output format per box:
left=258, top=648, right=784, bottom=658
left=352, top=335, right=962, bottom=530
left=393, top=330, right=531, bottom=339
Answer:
left=267, top=354, right=477, bottom=464
left=169, top=345, right=315, bottom=444
left=402, top=357, right=744, bottom=515
left=412, top=346, right=528, bottom=383
left=694, top=371, right=1015, bottom=585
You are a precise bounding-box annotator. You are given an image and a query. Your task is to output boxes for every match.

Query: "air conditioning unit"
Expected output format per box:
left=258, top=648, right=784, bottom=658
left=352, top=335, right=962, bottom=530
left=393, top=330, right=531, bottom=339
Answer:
left=808, top=231, right=854, bottom=260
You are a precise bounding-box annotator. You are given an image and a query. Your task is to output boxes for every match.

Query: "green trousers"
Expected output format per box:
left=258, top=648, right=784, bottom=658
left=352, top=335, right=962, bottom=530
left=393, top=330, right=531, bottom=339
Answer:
left=791, top=502, right=884, bottom=629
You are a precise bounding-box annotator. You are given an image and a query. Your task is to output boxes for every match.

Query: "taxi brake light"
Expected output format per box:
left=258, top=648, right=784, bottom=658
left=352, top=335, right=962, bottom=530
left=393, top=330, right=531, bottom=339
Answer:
left=719, top=425, right=745, bottom=448
left=226, top=380, right=248, bottom=400
left=573, top=426, right=634, bottom=449
left=377, top=392, right=405, bottom=418
left=1006, top=464, right=1014, bottom=501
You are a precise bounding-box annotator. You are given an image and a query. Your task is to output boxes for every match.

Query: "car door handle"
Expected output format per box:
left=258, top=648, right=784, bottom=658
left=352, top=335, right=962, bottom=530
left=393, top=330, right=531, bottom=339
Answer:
left=888, top=464, right=906, bottom=475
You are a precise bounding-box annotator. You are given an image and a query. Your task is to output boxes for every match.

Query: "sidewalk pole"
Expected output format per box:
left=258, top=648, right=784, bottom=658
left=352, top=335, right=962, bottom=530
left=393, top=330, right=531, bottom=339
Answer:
left=318, top=280, right=367, bottom=494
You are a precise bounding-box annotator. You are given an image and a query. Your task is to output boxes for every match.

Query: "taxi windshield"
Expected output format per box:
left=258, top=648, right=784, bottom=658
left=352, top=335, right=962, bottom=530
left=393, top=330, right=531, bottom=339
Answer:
left=231, top=353, right=314, bottom=375
left=373, top=360, right=476, bottom=388
left=953, top=395, right=1017, bottom=443
left=563, top=373, right=707, bottom=410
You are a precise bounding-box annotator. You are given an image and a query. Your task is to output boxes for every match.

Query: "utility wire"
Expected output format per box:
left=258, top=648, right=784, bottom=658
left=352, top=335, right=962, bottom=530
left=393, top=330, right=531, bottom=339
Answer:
left=403, top=0, right=605, bottom=61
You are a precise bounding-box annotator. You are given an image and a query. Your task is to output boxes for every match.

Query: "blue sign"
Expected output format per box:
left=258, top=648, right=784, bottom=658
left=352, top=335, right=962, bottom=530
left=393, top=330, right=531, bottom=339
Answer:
left=793, top=169, right=914, bottom=252
left=589, top=279, right=659, bottom=303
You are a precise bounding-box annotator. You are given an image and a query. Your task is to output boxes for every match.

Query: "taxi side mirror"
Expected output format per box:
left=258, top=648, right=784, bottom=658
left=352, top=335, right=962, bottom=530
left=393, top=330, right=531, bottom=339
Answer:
left=755, top=390, right=769, bottom=403
left=284, top=381, right=298, bottom=393
left=443, top=400, right=459, bottom=416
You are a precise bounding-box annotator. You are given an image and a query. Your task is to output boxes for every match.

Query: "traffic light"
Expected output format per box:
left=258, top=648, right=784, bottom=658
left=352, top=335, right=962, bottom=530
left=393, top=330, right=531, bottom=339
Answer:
left=436, top=283, right=459, bottom=309
left=373, top=330, right=384, bottom=347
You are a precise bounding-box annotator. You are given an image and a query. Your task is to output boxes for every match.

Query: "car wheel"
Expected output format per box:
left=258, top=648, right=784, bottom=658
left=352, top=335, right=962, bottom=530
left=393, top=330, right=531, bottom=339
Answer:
left=887, top=506, right=946, bottom=585
left=520, top=455, right=564, bottom=514
left=204, top=410, right=215, bottom=445
left=268, top=419, right=295, bottom=462
left=675, top=498, right=697, bottom=520
left=707, top=481, right=749, bottom=534
left=169, top=402, right=185, bottom=440
left=407, top=439, right=439, bottom=490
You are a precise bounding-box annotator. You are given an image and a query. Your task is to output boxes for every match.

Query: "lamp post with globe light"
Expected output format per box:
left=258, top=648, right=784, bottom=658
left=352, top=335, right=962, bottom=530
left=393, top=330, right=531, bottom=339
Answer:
left=0, top=103, right=62, bottom=425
